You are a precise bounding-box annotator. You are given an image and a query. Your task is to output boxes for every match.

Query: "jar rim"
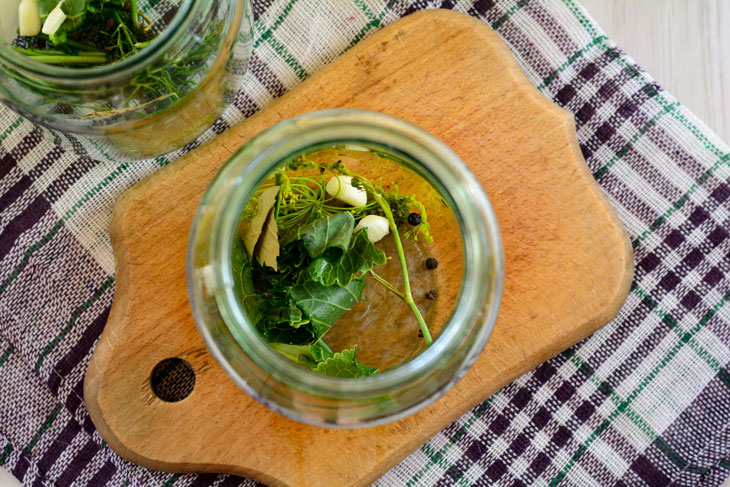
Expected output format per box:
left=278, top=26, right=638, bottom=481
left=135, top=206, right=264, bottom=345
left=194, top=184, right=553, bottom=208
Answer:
left=0, top=0, right=196, bottom=82
left=187, top=109, right=504, bottom=424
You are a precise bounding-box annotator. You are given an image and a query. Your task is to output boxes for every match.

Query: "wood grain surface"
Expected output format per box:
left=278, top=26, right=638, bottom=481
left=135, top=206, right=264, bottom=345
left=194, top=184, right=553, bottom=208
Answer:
left=83, top=10, right=633, bottom=487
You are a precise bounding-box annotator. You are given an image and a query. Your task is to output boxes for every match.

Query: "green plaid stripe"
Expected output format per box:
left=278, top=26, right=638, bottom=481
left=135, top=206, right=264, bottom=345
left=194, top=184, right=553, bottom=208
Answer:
left=22, top=403, right=62, bottom=456
left=346, top=0, right=399, bottom=50
left=0, top=346, right=14, bottom=370
left=0, top=163, right=131, bottom=297
left=0, top=117, right=22, bottom=145
left=34, top=276, right=114, bottom=373
left=0, top=443, right=12, bottom=467
left=406, top=399, right=496, bottom=487
left=537, top=26, right=730, bottom=251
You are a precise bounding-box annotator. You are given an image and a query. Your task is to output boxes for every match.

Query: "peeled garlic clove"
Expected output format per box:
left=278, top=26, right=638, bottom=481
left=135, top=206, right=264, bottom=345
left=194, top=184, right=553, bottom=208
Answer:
left=354, top=215, right=390, bottom=243
left=42, top=1, right=66, bottom=36
left=18, top=0, right=41, bottom=36
left=325, top=175, right=367, bottom=207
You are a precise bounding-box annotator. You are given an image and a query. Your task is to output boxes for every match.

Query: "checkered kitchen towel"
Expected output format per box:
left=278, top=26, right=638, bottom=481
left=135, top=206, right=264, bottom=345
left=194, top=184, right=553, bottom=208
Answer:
left=2, top=0, right=730, bottom=486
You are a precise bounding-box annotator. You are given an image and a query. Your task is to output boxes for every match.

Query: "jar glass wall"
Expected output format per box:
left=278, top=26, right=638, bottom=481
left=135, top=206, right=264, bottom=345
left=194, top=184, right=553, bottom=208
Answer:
left=187, top=109, right=504, bottom=427
left=0, top=0, right=252, bottom=159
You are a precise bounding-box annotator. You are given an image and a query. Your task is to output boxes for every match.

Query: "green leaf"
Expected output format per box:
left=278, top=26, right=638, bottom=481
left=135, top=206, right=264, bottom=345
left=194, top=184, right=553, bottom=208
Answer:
left=283, top=212, right=354, bottom=261
left=289, top=278, right=365, bottom=339
left=283, top=299, right=307, bottom=327
left=270, top=343, right=378, bottom=377
left=38, top=0, right=60, bottom=18
left=307, top=228, right=387, bottom=286
left=356, top=361, right=380, bottom=377
left=309, top=344, right=334, bottom=363
left=38, top=0, right=89, bottom=38
left=231, top=238, right=266, bottom=325
left=313, top=346, right=378, bottom=378
left=269, top=343, right=328, bottom=368
left=258, top=321, right=314, bottom=345
left=276, top=240, right=309, bottom=275
left=60, top=0, right=88, bottom=29
left=49, top=30, right=68, bottom=46
left=254, top=263, right=292, bottom=308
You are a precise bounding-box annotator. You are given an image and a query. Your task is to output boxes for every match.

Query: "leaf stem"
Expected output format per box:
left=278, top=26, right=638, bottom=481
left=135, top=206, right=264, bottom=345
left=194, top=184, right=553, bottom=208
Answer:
left=316, top=338, right=333, bottom=354
left=23, top=55, right=108, bottom=65
left=13, top=47, right=67, bottom=56
left=65, top=39, right=98, bottom=51
left=372, top=193, right=433, bottom=345
left=369, top=270, right=405, bottom=300
left=13, top=45, right=107, bottom=57
left=130, top=0, right=138, bottom=27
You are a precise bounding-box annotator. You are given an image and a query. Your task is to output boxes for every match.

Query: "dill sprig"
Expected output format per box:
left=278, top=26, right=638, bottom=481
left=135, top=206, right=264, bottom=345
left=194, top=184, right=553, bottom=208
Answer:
left=247, top=155, right=433, bottom=243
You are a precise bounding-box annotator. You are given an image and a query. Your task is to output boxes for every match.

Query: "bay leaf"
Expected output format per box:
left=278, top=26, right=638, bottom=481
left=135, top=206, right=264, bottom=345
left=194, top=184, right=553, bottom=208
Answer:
left=255, top=205, right=280, bottom=270
left=241, top=185, right=279, bottom=259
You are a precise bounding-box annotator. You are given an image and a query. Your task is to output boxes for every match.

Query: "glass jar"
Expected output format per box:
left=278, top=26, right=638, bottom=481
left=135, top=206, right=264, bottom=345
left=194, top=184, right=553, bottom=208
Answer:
left=187, top=109, right=504, bottom=427
left=0, top=0, right=252, bottom=160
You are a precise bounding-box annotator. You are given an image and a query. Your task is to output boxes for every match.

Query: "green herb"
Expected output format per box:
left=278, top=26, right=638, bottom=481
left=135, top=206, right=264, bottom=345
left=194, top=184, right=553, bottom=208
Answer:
left=270, top=343, right=378, bottom=377
left=314, top=347, right=378, bottom=378
left=289, top=278, right=365, bottom=339
left=234, top=152, right=437, bottom=378
left=307, top=228, right=387, bottom=287
left=257, top=155, right=432, bottom=242
left=282, top=212, right=355, bottom=262
left=11, top=0, right=224, bottom=114
left=122, top=21, right=224, bottom=105
left=38, top=0, right=90, bottom=45
left=32, top=0, right=153, bottom=62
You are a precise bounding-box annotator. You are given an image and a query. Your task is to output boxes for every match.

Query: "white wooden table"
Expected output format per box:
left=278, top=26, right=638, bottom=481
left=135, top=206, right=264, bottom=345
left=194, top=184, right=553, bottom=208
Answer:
left=0, top=1, right=727, bottom=486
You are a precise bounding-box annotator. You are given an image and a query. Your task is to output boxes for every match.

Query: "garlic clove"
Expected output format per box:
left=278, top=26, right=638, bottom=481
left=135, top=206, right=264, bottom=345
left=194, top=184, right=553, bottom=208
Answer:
left=325, top=175, right=367, bottom=207
left=18, top=0, right=41, bottom=37
left=354, top=215, right=390, bottom=243
left=41, top=1, right=66, bottom=36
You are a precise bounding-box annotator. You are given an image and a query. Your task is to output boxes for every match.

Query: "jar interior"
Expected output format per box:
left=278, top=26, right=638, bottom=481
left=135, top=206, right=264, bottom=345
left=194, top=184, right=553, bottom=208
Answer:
left=1, top=0, right=184, bottom=43
left=0, top=0, right=224, bottom=126
left=3, top=0, right=187, bottom=50
left=228, top=141, right=466, bottom=375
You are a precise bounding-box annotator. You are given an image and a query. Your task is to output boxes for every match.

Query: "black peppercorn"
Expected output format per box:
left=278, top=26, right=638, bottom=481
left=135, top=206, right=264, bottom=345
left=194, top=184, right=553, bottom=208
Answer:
left=407, top=212, right=422, bottom=226
left=425, top=257, right=438, bottom=270
left=425, top=290, right=437, bottom=300
left=418, top=330, right=424, bottom=338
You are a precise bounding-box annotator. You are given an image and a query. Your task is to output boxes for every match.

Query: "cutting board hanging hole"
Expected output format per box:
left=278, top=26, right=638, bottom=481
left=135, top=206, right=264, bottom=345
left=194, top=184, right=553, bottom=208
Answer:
left=150, top=357, right=196, bottom=402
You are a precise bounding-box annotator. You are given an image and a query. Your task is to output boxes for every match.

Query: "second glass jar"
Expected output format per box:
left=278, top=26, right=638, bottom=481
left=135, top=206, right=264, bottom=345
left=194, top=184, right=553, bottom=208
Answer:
left=0, top=0, right=252, bottom=159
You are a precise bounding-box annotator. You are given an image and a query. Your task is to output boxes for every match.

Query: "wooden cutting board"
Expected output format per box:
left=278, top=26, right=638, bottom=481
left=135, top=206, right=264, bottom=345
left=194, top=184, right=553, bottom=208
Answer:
left=84, top=10, right=633, bottom=487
